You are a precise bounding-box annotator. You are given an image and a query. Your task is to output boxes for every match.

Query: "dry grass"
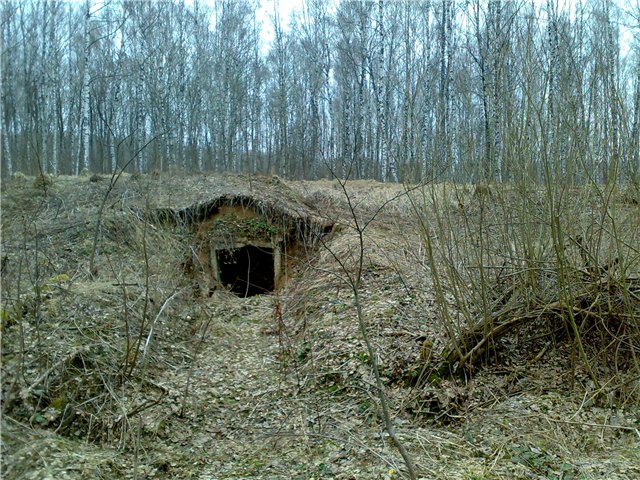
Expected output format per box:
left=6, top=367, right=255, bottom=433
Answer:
left=2, top=173, right=639, bottom=479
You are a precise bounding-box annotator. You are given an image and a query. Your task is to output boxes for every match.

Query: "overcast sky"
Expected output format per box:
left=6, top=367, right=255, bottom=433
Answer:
left=255, top=0, right=302, bottom=53
left=255, top=0, right=634, bottom=54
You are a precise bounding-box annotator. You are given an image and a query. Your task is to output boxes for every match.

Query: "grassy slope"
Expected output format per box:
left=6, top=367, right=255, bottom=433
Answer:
left=1, top=173, right=638, bottom=480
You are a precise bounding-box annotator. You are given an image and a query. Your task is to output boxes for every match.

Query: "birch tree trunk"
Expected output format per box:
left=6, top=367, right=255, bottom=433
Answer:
left=79, top=0, right=92, bottom=174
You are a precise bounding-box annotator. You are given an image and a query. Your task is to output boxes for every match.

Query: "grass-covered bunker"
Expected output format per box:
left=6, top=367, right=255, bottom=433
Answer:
left=153, top=179, right=333, bottom=297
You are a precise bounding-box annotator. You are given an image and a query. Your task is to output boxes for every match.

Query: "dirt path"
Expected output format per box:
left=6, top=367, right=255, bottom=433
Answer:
left=155, top=293, right=412, bottom=480
left=158, top=295, right=322, bottom=479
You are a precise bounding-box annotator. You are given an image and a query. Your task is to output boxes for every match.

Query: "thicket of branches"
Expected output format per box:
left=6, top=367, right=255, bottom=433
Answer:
left=409, top=179, right=639, bottom=397
left=2, top=0, right=639, bottom=183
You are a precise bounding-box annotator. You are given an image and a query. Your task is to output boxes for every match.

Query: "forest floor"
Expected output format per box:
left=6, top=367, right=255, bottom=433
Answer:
left=1, top=172, right=639, bottom=479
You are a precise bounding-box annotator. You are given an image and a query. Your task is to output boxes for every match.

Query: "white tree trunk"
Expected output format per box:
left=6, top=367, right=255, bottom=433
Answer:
left=3, top=119, right=12, bottom=176
left=79, top=1, right=92, bottom=174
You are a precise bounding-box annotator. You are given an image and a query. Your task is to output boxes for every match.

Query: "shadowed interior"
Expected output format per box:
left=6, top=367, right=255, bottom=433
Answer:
left=217, top=245, right=274, bottom=297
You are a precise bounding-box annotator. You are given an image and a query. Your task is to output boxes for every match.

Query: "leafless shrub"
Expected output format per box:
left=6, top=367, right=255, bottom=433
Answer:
left=409, top=177, right=640, bottom=405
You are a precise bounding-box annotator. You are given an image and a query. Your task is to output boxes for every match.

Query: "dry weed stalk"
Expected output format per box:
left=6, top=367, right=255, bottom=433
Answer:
left=179, top=307, right=215, bottom=417
left=89, top=132, right=164, bottom=278
left=318, top=172, right=418, bottom=480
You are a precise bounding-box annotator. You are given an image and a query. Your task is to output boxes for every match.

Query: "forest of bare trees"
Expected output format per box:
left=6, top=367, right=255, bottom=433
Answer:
left=2, top=0, right=639, bottom=183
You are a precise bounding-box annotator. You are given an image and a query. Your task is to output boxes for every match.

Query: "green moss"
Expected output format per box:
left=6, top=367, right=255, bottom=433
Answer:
left=50, top=396, right=68, bottom=410
left=212, top=214, right=280, bottom=239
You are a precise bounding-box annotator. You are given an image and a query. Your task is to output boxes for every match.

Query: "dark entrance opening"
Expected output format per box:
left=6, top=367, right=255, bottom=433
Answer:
left=217, top=245, right=274, bottom=297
